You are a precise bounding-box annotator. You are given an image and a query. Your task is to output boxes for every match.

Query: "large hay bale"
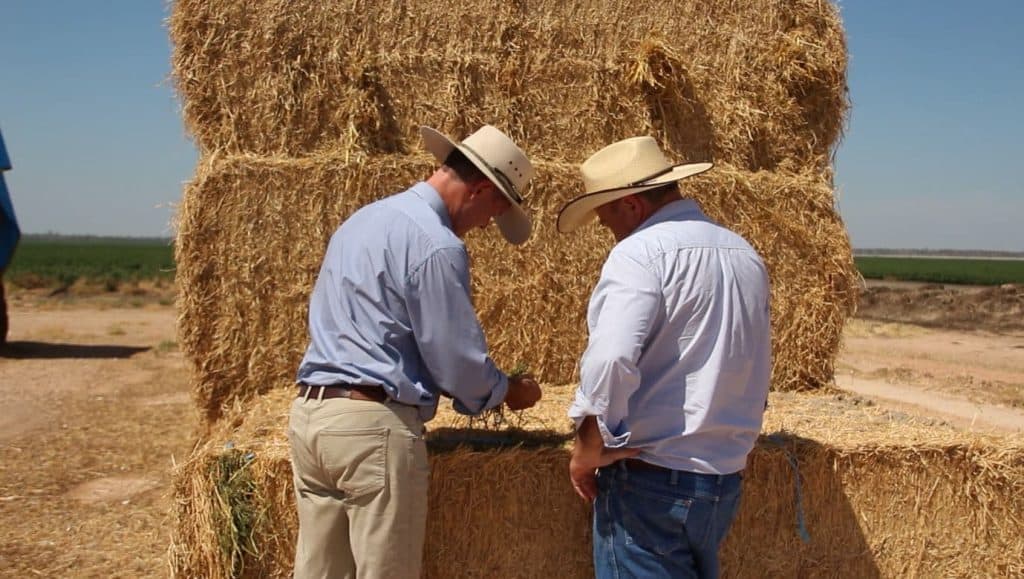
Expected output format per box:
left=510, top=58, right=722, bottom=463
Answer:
left=169, top=388, right=1024, bottom=578
left=169, top=1, right=874, bottom=572
left=175, top=151, right=857, bottom=423
left=169, top=0, right=847, bottom=171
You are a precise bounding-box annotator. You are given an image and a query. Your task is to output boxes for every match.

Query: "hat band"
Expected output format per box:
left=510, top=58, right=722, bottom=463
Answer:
left=584, top=164, right=677, bottom=197
left=626, top=164, right=676, bottom=187
left=460, top=143, right=523, bottom=204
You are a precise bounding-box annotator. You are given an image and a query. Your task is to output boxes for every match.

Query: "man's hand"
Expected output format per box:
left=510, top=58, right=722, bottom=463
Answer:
left=569, top=416, right=640, bottom=501
left=504, top=374, right=541, bottom=410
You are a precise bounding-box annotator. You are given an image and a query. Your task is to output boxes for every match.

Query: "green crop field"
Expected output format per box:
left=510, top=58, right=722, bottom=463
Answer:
left=855, top=256, right=1024, bottom=286
left=4, top=236, right=175, bottom=289
left=4, top=237, right=1023, bottom=289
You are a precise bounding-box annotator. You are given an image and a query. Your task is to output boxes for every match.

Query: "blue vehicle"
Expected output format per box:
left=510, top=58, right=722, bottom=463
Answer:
left=0, top=129, right=18, bottom=344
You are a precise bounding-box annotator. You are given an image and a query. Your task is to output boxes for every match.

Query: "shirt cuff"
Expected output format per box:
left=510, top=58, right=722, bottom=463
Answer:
left=452, top=372, right=508, bottom=416
left=596, top=417, right=630, bottom=448
left=567, top=399, right=631, bottom=448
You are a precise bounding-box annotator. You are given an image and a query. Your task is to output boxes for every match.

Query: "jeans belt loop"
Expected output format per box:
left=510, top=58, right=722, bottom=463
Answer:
left=618, top=460, right=629, bottom=481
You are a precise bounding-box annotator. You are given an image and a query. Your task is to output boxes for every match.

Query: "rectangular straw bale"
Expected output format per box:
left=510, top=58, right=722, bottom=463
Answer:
left=169, top=388, right=1024, bottom=578
left=169, top=0, right=847, bottom=171
left=174, top=152, right=428, bottom=426
left=175, top=151, right=856, bottom=423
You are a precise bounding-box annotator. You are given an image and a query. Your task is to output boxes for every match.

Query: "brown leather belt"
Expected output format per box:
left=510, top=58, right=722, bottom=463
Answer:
left=622, top=458, right=673, bottom=473
left=297, top=384, right=388, bottom=402
left=619, top=459, right=740, bottom=482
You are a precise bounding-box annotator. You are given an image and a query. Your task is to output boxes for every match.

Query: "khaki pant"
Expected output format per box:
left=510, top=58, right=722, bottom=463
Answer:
left=288, top=394, right=430, bottom=579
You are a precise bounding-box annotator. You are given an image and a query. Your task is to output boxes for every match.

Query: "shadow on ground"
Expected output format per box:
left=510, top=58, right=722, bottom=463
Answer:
left=0, top=341, right=150, bottom=359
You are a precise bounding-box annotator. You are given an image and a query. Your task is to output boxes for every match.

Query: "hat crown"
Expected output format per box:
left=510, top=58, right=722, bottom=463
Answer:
left=580, top=136, right=671, bottom=194
left=461, top=125, right=534, bottom=197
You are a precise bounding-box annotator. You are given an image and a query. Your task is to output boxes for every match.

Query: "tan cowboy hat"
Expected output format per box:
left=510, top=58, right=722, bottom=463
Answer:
left=556, top=136, right=712, bottom=233
left=420, top=124, right=534, bottom=245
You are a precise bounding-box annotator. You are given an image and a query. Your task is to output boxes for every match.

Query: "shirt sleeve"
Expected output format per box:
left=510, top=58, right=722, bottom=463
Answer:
left=568, top=250, right=662, bottom=447
left=406, top=246, right=507, bottom=415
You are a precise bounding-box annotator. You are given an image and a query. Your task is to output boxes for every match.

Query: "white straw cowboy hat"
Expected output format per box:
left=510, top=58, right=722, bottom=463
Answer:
left=557, top=136, right=713, bottom=233
left=420, top=125, right=534, bottom=245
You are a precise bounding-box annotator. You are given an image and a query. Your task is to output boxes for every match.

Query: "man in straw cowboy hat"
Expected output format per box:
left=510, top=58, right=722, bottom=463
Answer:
left=289, top=124, right=542, bottom=579
left=560, top=136, right=771, bottom=578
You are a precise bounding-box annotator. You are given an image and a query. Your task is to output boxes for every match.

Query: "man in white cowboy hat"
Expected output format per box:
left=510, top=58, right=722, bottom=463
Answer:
left=560, top=136, right=771, bottom=578
left=289, top=124, right=542, bottom=579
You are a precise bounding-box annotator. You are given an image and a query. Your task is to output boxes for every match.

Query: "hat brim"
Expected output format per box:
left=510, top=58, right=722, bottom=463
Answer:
left=556, top=162, right=713, bottom=233
left=420, top=126, right=532, bottom=245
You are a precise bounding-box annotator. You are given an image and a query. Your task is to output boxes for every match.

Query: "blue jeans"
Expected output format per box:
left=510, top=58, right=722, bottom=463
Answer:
left=593, top=461, right=743, bottom=579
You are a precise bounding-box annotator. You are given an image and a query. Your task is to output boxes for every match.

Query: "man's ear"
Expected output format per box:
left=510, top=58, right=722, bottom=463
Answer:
left=468, top=178, right=490, bottom=198
left=621, top=194, right=644, bottom=217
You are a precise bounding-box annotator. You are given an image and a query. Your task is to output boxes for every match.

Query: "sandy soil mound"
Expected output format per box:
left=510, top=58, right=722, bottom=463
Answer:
left=856, top=283, right=1024, bottom=334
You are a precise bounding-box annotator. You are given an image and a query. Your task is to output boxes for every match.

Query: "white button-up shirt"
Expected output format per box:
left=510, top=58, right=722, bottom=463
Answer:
left=568, top=199, right=771, bottom=474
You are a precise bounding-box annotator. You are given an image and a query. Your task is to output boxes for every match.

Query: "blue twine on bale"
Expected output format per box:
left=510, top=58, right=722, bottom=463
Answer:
left=766, top=433, right=812, bottom=544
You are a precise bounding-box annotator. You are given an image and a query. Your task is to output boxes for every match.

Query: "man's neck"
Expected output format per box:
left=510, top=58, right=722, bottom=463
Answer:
left=427, top=169, right=467, bottom=237
left=627, top=196, right=679, bottom=236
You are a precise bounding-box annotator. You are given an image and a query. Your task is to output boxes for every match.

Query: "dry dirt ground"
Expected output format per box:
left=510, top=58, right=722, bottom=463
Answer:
left=0, top=289, right=195, bottom=577
left=0, top=282, right=1022, bottom=576
left=843, top=281, right=1024, bottom=433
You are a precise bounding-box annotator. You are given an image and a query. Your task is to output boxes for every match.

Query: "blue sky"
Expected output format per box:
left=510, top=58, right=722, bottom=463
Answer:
left=1, top=1, right=1021, bottom=250
left=835, top=1, right=1023, bottom=251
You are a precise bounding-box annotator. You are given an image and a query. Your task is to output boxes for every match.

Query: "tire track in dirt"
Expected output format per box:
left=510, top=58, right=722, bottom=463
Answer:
left=835, top=374, right=1023, bottom=433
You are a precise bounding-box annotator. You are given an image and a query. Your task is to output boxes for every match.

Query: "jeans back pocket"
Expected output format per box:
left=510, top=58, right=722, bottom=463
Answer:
left=619, top=483, right=693, bottom=556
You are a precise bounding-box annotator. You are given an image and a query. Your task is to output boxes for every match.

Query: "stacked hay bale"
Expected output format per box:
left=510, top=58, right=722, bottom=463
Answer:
left=171, top=1, right=1024, bottom=577
left=172, top=0, right=858, bottom=424
left=170, top=388, right=1024, bottom=578
left=176, top=154, right=853, bottom=423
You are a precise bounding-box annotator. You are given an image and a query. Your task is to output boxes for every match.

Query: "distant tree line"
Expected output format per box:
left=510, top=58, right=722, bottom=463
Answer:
left=855, top=248, right=1024, bottom=259
left=22, top=233, right=174, bottom=246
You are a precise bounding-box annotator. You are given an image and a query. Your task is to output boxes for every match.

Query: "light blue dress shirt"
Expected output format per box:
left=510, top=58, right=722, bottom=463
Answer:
left=296, top=182, right=508, bottom=421
left=568, top=199, right=772, bottom=474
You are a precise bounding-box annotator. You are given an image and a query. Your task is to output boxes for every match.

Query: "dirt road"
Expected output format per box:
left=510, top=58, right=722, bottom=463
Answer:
left=840, top=281, right=1024, bottom=433
left=836, top=374, right=1022, bottom=432
left=835, top=318, right=1024, bottom=433
left=0, top=294, right=195, bottom=577
left=0, top=286, right=1021, bottom=575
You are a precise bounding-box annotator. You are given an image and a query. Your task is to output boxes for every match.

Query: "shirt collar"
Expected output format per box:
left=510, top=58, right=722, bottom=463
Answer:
left=410, top=181, right=453, bottom=230
left=635, top=198, right=705, bottom=233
